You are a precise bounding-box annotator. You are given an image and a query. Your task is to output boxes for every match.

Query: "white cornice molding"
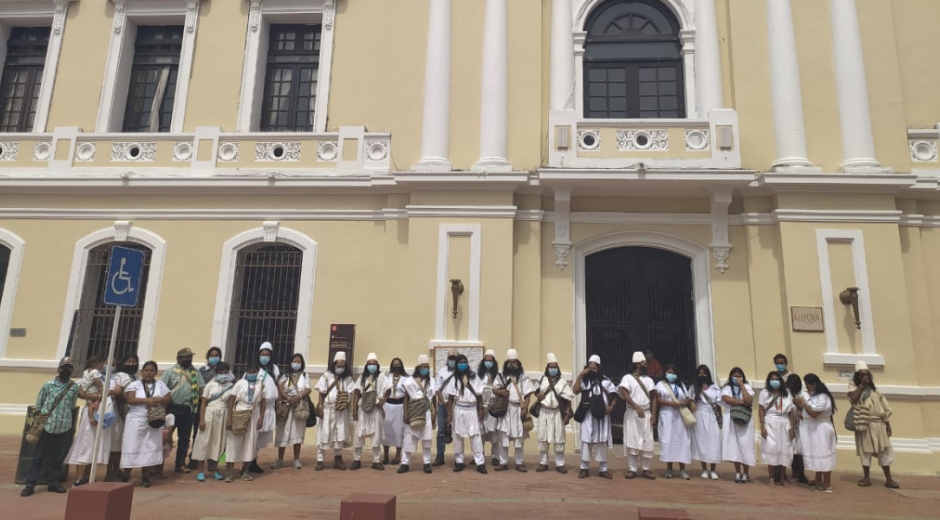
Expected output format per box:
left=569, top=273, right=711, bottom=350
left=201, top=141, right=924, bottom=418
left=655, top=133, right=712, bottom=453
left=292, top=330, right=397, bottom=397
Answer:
left=406, top=205, right=517, bottom=218
left=774, top=209, right=902, bottom=223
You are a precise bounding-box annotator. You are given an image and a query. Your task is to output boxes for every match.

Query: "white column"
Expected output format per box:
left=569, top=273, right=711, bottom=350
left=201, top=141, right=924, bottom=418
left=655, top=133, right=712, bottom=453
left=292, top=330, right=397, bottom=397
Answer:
left=549, top=0, right=574, bottom=112
left=414, top=0, right=453, bottom=171
left=473, top=0, right=510, bottom=172
left=694, top=0, right=724, bottom=118
left=830, top=0, right=881, bottom=171
left=767, top=0, right=812, bottom=169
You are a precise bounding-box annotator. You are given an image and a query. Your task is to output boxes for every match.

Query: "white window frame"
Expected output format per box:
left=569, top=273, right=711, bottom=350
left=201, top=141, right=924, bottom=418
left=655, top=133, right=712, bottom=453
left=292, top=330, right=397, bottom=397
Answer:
left=210, top=224, right=318, bottom=362
left=573, top=0, right=697, bottom=119
left=815, top=229, right=884, bottom=367
left=95, top=0, right=201, bottom=133
left=0, top=228, right=25, bottom=359
left=236, top=0, right=336, bottom=132
left=0, top=0, right=75, bottom=133
left=56, top=222, right=167, bottom=364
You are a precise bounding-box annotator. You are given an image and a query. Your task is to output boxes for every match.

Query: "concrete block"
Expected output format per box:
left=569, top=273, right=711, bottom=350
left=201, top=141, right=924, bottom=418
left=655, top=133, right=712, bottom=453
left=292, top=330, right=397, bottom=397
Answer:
left=340, top=493, right=396, bottom=520
left=64, top=482, right=134, bottom=520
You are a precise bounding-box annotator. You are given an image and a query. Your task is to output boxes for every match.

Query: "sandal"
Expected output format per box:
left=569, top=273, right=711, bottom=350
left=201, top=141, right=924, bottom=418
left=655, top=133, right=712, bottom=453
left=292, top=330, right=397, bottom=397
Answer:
left=885, top=481, right=900, bottom=489
left=857, top=478, right=872, bottom=487
left=641, top=470, right=657, bottom=480
left=624, top=471, right=636, bottom=479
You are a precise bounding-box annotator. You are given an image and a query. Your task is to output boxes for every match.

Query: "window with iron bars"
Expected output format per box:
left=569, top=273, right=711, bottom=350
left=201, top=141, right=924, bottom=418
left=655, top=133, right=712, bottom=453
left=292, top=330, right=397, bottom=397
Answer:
left=122, top=25, right=183, bottom=133
left=226, top=244, right=303, bottom=376
left=66, top=243, right=152, bottom=369
left=0, top=27, right=50, bottom=133
left=260, top=24, right=322, bottom=132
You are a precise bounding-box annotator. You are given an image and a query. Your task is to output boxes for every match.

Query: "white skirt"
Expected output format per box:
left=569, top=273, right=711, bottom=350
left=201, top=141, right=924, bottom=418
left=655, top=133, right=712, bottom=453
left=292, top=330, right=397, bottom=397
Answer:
left=192, top=405, right=227, bottom=461
left=453, top=406, right=481, bottom=437
left=760, top=414, right=793, bottom=466
left=801, top=419, right=836, bottom=472
left=383, top=402, right=405, bottom=447
left=537, top=407, right=566, bottom=444
left=497, top=404, right=529, bottom=440
left=66, top=405, right=111, bottom=465
left=658, top=408, right=692, bottom=464
left=623, top=408, right=654, bottom=455
left=318, top=406, right=351, bottom=445
left=406, top=409, right=434, bottom=442
left=691, top=405, right=721, bottom=464
left=355, top=409, right=385, bottom=442
left=226, top=406, right=261, bottom=464
left=721, top=412, right=756, bottom=466
left=120, top=413, right=163, bottom=469
left=275, top=409, right=307, bottom=448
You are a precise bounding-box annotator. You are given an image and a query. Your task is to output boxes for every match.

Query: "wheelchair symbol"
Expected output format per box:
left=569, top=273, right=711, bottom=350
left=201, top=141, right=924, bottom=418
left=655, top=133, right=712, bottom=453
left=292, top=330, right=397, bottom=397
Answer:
left=110, top=257, right=135, bottom=296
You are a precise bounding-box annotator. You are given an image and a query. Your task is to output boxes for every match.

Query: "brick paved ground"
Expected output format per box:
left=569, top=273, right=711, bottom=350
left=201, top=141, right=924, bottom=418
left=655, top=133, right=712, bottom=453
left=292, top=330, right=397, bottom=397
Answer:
left=4, top=435, right=939, bottom=520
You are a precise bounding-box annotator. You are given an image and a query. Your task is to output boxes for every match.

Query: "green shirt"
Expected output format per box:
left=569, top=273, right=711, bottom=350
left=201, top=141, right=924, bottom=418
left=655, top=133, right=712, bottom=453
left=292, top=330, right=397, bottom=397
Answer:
left=162, top=365, right=205, bottom=410
left=35, top=378, right=79, bottom=435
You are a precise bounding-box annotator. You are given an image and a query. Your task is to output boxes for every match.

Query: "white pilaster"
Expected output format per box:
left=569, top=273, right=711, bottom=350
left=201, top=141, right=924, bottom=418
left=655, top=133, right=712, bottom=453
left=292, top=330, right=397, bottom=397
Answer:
left=473, top=0, right=510, bottom=172
left=413, top=0, right=453, bottom=172
left=830, top=0, right=883, bottom=172
left=549, top=0, right=574, bottom=112
left=693, top=0, right=723, bottom=118
left=767, top=0, right=813, bottom=170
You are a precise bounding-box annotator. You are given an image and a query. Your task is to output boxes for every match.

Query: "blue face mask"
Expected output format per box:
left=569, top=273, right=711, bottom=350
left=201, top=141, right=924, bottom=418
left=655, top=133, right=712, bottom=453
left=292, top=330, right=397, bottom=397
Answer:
left=666, top=373, right=678, bottom=383
left=367, top=365, right=378, bottom=374
left=548, top=368, right=559, bottom=377
left=335, top=366, right=345, bottom=375
left=457, top=363, right=469, bottom=372
left=259, top=356, right=270, bottom=365
left=732, top=377, right=741, bottom=386
left=245, top=373, right=258, bottom=382
left=484, top=361, right=495, bottom=369
left=208, top=357, right=220, bottom=366
left=769, top=380, right=781, bottom=389
left=216, top=374, right=233, bottom=383
left=419, top=367, right=430, bottom=376
left=775, top=364, right=787, bottom=373
left=447, top=359, right=456, bottom=369
left=291, top=363, right=302, bottom=372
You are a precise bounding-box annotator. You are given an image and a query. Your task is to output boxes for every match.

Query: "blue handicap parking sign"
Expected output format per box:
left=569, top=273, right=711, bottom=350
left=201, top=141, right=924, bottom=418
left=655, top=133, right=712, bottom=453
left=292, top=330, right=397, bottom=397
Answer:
left=103, top=246, right=145, bottom=307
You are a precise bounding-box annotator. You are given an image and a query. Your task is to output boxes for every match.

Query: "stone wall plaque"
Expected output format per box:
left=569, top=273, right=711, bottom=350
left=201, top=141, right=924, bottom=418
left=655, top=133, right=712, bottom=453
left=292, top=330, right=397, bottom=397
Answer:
left=791, top=306, right=824, bottom=332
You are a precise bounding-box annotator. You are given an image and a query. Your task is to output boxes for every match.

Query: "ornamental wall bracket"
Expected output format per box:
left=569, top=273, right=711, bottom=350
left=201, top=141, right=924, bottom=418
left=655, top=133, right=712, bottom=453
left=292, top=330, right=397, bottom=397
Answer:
left=710, top=190, right=732, bottom=274
left=552, top=188, right=572, bottom=270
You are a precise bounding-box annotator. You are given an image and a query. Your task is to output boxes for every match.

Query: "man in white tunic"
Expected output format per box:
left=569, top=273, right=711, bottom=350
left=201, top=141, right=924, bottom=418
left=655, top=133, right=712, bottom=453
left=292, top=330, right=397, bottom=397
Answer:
left=619, top=351, right=657, bottom=480
left=398, top=354, right=438, bottom=474
left=534, top=353, right=575, bottom=473
left=492, top=349, right=535, bottom=472
left=442, top=355, right=488, bottom=474
left=315, top=351, right=355, bottom=470
left=352, top=352, right=387, bottom=470
left=477, top=349, right=501, bottom=466
left=572, top=355, right=618, bottom=479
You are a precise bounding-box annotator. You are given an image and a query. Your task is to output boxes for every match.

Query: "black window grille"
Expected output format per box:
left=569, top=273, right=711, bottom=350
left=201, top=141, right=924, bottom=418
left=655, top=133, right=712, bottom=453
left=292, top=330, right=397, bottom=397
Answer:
left=583, top=0, right=685, bottom=119
left=260, top=24, right=322, bottom=132
left=0, top=27, right=50, bottom=132
left=122, top=25, right=183, bottom=133
left=0, top=244, right=10, bottom=305
left=226, top=244, right=303, bottom=376
left=66, top=243, right=152, bottom=369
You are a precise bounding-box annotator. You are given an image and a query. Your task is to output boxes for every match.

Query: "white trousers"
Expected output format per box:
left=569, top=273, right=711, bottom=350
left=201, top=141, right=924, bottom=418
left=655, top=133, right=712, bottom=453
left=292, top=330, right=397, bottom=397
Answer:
left=354, top=430, right=382, bottom=461
left=498, top=432, right=524, bottom=465
left=317, top=442, right=343, bottom=462
left=580, top=442, right=608, bottom=471
left=628, top=450, right=653, bottom=472
left=454, top=433, right=485, bottom=466
left=402, top=438, right=432, bottom=466
left=539, top=440, right=566, bottom=467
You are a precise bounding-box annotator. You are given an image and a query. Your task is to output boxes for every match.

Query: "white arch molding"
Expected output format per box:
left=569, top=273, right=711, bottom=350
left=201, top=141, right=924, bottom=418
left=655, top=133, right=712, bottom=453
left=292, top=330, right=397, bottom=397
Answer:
left=210, top=226, right=318, bottom=362
left=572, top=231, right=715, bottom=375
left=57, top=224, right=167, bottom=363
left=0, top=229, right=26, bottom=359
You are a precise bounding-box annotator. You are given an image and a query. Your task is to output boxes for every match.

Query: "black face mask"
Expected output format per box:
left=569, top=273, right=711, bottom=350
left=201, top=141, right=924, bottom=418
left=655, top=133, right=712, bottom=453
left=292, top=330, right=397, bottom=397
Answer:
left=59, top=368, right=73, bottom=380
left=639, top=366, right=649, bottom=375
left=391, top=365, right=404, bottom=374
left=124, top=365, right=139, bottom=375
left=584, top=370, right=599, bottom=381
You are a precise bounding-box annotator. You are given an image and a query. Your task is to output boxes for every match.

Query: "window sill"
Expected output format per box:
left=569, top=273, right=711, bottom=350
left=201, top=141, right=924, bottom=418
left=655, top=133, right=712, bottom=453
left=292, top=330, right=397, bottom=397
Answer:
left=822, top=353, right=885, bottom=368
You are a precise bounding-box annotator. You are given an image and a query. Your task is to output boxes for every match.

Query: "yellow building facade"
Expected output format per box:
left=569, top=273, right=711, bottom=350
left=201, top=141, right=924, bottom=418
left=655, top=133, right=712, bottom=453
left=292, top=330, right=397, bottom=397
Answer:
left=0, top=0, right=938, bottom=473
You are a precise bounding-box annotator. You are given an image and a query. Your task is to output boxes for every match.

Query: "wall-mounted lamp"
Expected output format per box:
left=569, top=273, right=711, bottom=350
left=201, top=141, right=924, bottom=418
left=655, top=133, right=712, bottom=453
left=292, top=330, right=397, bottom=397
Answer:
left=839, top=287, right=861, bottom=329
left=450, top=279, right=464, bottom=319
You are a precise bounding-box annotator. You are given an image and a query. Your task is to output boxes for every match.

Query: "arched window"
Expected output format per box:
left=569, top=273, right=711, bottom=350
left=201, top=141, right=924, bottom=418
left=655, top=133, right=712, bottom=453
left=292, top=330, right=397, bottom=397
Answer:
left=584, top=0, right=685, bottom=119
left=67, top=242, right=153, bottom=368
left=0, top=245, right=10, bottom=305
left=226, top=243, right=303, bottom=375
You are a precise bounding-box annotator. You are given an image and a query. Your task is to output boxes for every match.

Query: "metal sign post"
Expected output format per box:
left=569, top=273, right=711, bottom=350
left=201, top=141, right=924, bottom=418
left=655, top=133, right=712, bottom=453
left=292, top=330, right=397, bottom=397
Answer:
left=89, top=246, right=144, bottom=483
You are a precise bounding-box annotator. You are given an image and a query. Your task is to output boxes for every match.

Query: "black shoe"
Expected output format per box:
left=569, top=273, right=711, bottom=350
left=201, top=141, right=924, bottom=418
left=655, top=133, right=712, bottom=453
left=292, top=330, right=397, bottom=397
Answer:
left=142, top=479, right=151, bottom=488
left=423, top=464, right=432, bottom=474
left=453, top=463, right=465, bottom=472
left=48, top=484, right=68, bottom=494
left=397, top=465, right=409, bottom=474
left=349, top=461, right=362, bottom=471
left=249, top=460, right=264, bottom=474
left=21, top=486, right=34, bottom=497
left=432, top=455, right=445, bottom=467
left=477, top=465, right=488, bottom=475
left=187, top=459, right=199, bottom=471
left=73, top=479, right=89, bottom=487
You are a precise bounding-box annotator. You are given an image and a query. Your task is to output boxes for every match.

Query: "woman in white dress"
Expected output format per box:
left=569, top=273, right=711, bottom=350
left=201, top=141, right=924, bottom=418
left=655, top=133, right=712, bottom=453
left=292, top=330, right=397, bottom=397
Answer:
left=192, top=362, right=234, bottom=482
left=443, top=355, right=488, bottom=474
left=796, top=373, right=837, bottom=492
left=251, top=342, right=280, bottom=474
left=315, top=351, right=355, bottom=471
left=382, top=358, right=407, bottom=465
left=691, top=365, right=721, bottom=480
left=477, top=350, right=500, bottom=466
left=655, top=364, right=693, bottom=480
left=107, top=354, right=139, bottom=482
left=759, top=371, right=795, bottom=486
left=272, top=354, right=311, bottom=470
left=352, top=353, right=387, bottom=470
left=121, top=361, right=171, bottom=487
left=720, top=367, right=755, bottom=484
left=397, top=355, right=437, bottom=474
left=67, top=357, right=118, bottom=486
left=224, top=362, right=265, bottom=482
left=786, top=374, right=810, bottom=484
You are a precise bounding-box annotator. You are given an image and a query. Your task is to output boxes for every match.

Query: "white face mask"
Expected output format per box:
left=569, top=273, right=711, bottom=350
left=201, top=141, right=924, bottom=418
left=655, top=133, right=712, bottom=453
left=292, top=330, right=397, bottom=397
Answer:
left=291, top=363, right=302, bottom=372
left=335, top=366, right=345, bottom=375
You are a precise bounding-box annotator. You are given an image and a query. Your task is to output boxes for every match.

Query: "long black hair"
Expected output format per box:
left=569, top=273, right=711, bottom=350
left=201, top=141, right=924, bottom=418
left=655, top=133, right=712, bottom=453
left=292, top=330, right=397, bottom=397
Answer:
left=786, top=373, right=802, bottom=396
left=803, top=373, right=836, bottom=413
left=477, top=355, right=499, bottom=379
left=388, top=357, right=406, bottom=377
left=723, top=367, right=748, bottom=388
left=360, top=358, right=381, bottom=386
left=454, top=354, right=476, bottom=395
left=330, top=358, right=353, bottom=380
left=502, top=358, right=525, bottom=378
left=117, top=353, right=140, bottom=376
left=853, top=370, right=876, bottom=391
left=692, top=364, right=714, bottom=403
left=764, top=371, right=789, bottom=398
left=206, top=346, right=222, bottom=360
